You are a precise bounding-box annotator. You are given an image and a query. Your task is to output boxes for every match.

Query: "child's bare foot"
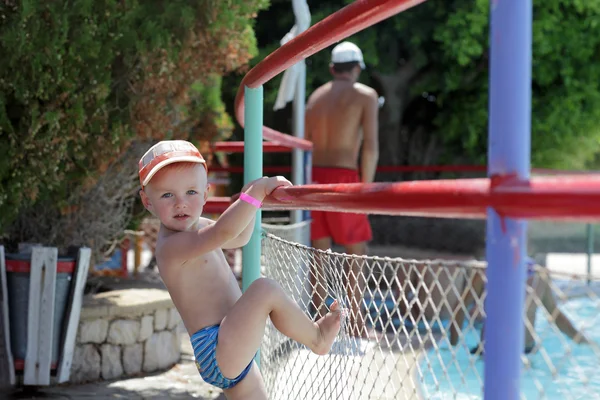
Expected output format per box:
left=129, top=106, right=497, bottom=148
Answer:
left=312, top=300, right=342, bottom=355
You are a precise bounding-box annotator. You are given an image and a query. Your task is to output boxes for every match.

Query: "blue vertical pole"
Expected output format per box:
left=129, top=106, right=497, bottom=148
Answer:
left=484, top=0, right=532, bottom=399
left=243, top=85, right=264, bottom=293
left=243, top=85, right=263, bottom=367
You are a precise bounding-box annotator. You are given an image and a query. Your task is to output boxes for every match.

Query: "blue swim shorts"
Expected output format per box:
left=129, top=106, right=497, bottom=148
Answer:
left=190, top=325, right=253, bottom=389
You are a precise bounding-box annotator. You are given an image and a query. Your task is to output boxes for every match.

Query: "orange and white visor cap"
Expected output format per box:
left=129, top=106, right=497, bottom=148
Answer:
left=138, top=140, right=207, bottom=187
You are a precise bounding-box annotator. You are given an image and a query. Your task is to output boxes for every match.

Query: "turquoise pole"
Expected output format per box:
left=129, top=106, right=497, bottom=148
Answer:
left=242, top=85, right=263, bottom=367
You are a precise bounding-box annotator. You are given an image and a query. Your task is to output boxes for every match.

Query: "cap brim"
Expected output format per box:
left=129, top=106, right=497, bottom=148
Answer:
left=331, top=59, right=366, bottom=69
left=142, top=156, right=206, bottom=187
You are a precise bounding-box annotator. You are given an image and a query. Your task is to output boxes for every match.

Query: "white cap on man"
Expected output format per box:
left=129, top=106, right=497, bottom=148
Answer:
left=331, top=41, right=366, bottom=69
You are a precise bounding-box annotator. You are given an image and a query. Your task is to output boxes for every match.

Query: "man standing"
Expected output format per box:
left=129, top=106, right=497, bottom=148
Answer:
left=305, top=41, right=379, bottom=337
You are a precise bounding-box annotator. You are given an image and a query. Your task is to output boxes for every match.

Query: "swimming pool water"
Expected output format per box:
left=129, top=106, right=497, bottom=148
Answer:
left=419, top=296, right=600, bottom=399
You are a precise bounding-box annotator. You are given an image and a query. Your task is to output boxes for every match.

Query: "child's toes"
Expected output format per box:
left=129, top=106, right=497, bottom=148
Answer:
left=330, top=300, right=339, bottom=312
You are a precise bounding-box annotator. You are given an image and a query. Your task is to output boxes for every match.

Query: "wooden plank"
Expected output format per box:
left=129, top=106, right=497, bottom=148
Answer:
left=24, top=247, right=57, bottom=386
left=36, top=248, right=57, bottom=386
left=56, top=248, right=91, bottom=383
left=23, top=248, right=42, bottom=385
left=0, top=246, right=15, bottom=387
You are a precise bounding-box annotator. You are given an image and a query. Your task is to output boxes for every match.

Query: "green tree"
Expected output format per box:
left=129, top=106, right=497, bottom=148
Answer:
left=0, top=0, right=268, bottom=256
left=233, top=0, right=600, bottom=173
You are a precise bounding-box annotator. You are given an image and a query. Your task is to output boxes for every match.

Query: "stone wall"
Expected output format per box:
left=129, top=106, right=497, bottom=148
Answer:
left=70, top=288, right=183, bottom=383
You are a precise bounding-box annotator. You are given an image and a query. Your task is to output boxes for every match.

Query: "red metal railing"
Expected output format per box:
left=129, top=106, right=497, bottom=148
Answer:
left=212, top=142, right=295, bottom=153
left=222, top=0, right=600, bottom=221
left=233, top=0, right=426, bottom=151
left=266, top=175, right=600, bottom=221
left=208, top=164, right=591, bottom=175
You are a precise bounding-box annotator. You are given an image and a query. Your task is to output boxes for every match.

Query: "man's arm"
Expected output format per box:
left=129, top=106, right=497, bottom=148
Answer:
left=304, top=94, right=315, bottom=143
left=360, top=89, right=379, bottom=184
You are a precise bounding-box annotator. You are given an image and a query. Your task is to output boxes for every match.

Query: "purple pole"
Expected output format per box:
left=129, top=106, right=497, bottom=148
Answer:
left=484, top=0, right=532, bottom=398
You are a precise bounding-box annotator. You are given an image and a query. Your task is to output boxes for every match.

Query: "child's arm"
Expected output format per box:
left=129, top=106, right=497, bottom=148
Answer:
left=219, top=189, right=258, bottom=249
left=158, top=176, right=290, bottom=265
left=202, top=213, right=256, bottom=250
left=193, top=213, right=255, bottom=250
left=221, top=213, right=256, bottom=249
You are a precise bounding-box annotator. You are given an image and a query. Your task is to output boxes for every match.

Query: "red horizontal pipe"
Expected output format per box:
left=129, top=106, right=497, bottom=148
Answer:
left=377, top=165, right=486, bottom=173
left=375, top=165, right=584, bottom=174
left=210, top=166, right=291, bottom=174
left=203, top=197, right=232, bottom=214
left=213, top=142, right=293, bottom=153
left=261, top=175, right=600, bottom=222
left=242, top=0, right=425, bottom=89
left=208, top=164, right=589, bottom=175
left=234, top=0, right=426, bottom=151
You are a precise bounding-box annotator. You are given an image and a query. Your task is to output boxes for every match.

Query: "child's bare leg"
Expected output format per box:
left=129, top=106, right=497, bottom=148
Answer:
left=216, top=278, right=341, bottom=379
left=223, top=362, right=267, bottom=400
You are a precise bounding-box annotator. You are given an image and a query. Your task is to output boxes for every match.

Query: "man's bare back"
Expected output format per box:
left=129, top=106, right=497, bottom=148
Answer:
left=306, top=42, right=380, bottom=338
left=306, top=80, right=378, bottom=173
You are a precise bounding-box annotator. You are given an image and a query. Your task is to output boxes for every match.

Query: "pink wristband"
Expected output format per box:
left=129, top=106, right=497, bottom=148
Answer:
left=240, top=193, right=262, bottom=208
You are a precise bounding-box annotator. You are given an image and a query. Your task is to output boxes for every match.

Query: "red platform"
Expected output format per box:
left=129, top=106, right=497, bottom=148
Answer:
left=212, top=142, right=293, bottom=153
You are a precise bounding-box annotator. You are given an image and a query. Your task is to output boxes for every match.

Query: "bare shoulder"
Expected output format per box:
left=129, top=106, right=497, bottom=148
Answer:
left=354, top=82, right=378, bottom=99
left=307, top=82, right=331, bottom=107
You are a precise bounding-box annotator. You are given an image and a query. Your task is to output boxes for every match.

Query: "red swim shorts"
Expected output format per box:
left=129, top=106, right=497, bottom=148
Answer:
left=310, top=167, right=372, bottom=245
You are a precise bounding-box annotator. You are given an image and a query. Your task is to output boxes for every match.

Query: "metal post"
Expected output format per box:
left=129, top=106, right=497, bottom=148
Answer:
left=291, top=60, right=306, bottom=230
left=586, top=224, right=594, bottom=285
left=243, top=85, right=263, bottom=367
left=242, top=85, right=264, bottom=292
left=484, top=0, right=532, bottom=398
left=291, top=0, right=310, bottom=243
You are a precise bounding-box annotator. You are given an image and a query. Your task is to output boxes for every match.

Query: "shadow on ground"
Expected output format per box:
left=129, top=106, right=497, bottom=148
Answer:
left=3, top=364, right=226, bottom=400
left=3, top=345, right=225, bottom=400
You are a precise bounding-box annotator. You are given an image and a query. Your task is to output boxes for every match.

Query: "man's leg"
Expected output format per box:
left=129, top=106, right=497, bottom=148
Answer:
left=311, top=237, right=332, bottom=318
left=538, top=273, right=589, bottom=344
left=524, top=275, right=542, bottom=351
left=344, top=241, right=368, bottom=337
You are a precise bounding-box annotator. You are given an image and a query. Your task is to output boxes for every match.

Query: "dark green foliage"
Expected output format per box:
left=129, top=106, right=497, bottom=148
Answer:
left=0, top=0, right=268, bottom=248
left=243, top=0, right=600, bottom=171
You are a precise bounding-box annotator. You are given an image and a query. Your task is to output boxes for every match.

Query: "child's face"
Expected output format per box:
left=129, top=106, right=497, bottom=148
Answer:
left=140, top=163, right=209, bottom=232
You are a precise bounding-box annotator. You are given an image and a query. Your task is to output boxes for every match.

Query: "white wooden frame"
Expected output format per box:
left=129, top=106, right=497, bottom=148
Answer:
left=56, top=247, right=91, bottom=383
left=0, top=246, right=15, bottom=387
left=24, top=247, right=57, bottom=386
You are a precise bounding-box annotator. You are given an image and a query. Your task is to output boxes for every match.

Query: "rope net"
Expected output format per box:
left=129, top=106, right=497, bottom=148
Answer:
left=258, top=228, right=600, bottom=399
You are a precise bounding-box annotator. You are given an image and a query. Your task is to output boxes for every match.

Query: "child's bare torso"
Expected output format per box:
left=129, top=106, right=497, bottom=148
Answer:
left=156, top=228, right=243, bottom=335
